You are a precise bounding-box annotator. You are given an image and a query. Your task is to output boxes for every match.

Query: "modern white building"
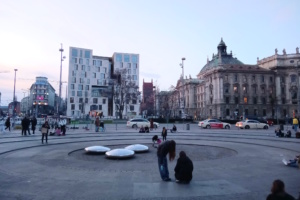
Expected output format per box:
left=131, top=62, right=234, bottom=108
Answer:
left=67, top=47, right=140, bottom=118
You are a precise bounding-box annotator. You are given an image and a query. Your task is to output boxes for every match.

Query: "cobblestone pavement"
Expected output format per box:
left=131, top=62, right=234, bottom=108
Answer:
left=0, top=124, right=299, bottom=200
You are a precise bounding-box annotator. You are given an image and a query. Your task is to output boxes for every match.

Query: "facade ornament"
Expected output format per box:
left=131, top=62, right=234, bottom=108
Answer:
left=275, top=48, right=278, bottom=55
left=283, top=48, right=286, bottom=55
left=296, top=47, right=299, bottom=54
left=257, top=57, right=259, bottom=62
left=207, top=56, right=209, bottom=64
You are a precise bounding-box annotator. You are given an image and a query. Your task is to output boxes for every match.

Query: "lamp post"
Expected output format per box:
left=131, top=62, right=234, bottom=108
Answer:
left=58, top=44, right=65, bottom=116
left=180, top=57, right=186, bottom=116
left=297, top=60, right=300, bottom=117
left=13, top=69, right=18, bottom=118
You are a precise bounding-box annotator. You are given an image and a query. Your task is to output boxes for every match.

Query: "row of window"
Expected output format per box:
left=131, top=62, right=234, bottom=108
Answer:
left=71, top=49, right=91, bottom=59
left=71, top=104, right=103, bottom=111
left=119, top=62, right=138, bottom=68
left=116, top=54, right=138, bottom=63
left=224, top=85, right=273, bottom=94
left=70, top=97, right=106, bottom=104
left=73, top=64, right=107, bottom=73
left=71, top=75, right=106, bottom=84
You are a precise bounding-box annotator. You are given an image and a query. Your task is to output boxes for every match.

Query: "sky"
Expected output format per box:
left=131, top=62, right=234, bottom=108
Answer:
left=0, top=0, right=299, bottom=106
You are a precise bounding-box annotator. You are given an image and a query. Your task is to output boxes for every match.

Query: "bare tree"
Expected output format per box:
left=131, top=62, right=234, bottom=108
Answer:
left=113, top=69, right=140, bottom=119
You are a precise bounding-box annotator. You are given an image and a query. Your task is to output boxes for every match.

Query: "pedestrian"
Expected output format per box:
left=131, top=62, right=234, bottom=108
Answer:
left=95, top=117, right=100, bottom=132
left=5, top=117, right=11, bottom=132
left=266, top=179, right=295, bottom=200
left=157, top=140, right=176, bottom=181
left=31, top=116, right=37, bottom=134
left=100, top=120, right=105, bottom=132
left=21, top=117, right=26, bottom=136
left=161, top=127, right=167, bottom=141
left=292, top=117, right=298, bottom=133
left=25, top=116, right=31, bottom=135
left=174, top=151, right=193, bottom=184
left=150, top=118, right=154, bottom=130
left=41, top=121, right=50, bottom=144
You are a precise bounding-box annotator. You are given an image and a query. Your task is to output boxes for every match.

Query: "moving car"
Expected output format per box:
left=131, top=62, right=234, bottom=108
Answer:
left=198, top=119, right=231, bottom=129
left=126, top=118, right=159, bottom=128
left=235, top=120, right=269, bottom=129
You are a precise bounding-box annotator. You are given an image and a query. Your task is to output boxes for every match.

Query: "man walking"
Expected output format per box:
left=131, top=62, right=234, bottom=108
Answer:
left=31, top=116, right=37, bottom=134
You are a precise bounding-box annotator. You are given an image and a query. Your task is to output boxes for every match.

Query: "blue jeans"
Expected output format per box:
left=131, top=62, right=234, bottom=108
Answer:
left=294, top=125, right=298, bottom=132
left=95, top=126, right=99, bottom=132
left=158, top=156, right=169, bottom=180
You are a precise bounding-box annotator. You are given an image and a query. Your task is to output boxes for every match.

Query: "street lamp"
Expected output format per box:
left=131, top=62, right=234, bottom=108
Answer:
left=13, top=69, right=18, bottom=117
left=58, top=43, right=65, bottom=116
left=297, top=60, right=300, bottom=117
left=179, top=57, right=186, bottom=116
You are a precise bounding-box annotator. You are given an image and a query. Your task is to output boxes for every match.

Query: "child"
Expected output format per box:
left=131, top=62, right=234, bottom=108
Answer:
left=152, top=135, right=161, bottom=148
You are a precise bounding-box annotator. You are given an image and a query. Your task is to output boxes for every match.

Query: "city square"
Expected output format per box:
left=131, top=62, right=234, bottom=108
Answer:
left=0, top=124, right=299, bottom=200
left=1, top=1, right=300, bottom=200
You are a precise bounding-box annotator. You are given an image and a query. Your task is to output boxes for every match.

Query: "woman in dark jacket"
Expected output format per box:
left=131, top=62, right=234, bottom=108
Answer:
left=41, top=121, right=50, bottom=144
left=266, top=179, right=295, bottom=200
left=161, top=127, right=167, bottom=141
left=157, top=140, right=176, bottom=181
left=174, top=151, right=193, bottom=183
left=5, top=117, right=10, bottom=131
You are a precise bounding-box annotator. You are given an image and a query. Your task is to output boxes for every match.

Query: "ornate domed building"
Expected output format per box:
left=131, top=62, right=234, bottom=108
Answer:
left=157, top=38, right=300, bottom=121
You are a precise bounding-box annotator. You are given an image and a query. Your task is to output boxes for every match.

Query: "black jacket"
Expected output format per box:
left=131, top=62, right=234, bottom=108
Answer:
left=174, top=156, right=193, bottom=182
left=32, top=118, right=37, bottom=126
left=266, top=192, right=295, bottom=200
left=157, top=140, right=172, bottom=157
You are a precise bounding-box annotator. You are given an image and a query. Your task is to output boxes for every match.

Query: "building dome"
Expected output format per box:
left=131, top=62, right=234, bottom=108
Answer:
left=200, top=38, right=244, bottom=73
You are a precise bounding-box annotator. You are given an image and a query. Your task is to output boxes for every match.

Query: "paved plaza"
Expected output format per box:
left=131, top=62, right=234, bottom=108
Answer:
left=0, top=124, right=299, bottom=200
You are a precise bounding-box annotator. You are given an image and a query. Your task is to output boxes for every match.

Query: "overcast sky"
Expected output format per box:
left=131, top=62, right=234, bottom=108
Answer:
left=0, top=0, right=299, bottom=106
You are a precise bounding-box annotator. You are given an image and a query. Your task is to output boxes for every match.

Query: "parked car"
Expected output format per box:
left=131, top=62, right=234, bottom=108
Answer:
left=235, top=120, right=269, bottom=129
left=198, top=119, right=231, bottom=129
left=126, top=118, right=159, bottom=128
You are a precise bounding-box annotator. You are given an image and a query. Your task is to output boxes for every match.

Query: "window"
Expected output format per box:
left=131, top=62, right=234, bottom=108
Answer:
left=210, top=98, right=213, bottom=104
left=263, top=109, right=266, bottom=116
left=225, top=97, right=229, bottom=104
left=72, top=49, right=78, bottom=57
left=133, top=69, right=136, bottom=74
left=93, top=60, right=96, bottom=65
left=93, top=73, right=96, bottom=78
left=71, top=84, right=75, bottom=90
left=234, top=74, right=238, bottom=82
left=132, top=55, right=138, bottom=63
left=81, top=65, right=85, bottom=70
left=252, top=75, right=255, bottom=82
left=71, top=91, right=75, bottom=96
left=132, top=99, right=137, bottom=104
left=79, top=98, right=83, bottom=103
left=261, top=75, right=265, bottom=83
left=245, top=109, right=248, bottom=116
left=243, top=86, right=247, bottom=93
left=280, top=77, right=285, bottom=83
left=97, top=60, right=102, bottom=66
left=86, top=59, right=89, bottom=65
left=262, top=87, right=265, bottom=93
left=243, top=75, right=246, bottom=82
left=116, top=54, right=122, bottom=62
left=281, top=87, right=285, bottom=94
left=226, top=109, right=230, bottom=116
left=235, top=97, right=239, bottom=104
left=120, top=62, right=123, bottom=68
left=127, top=63, right=131, bottom=68
left=254, top=109, right=257, bottom=116
left=85, top=51, right=90, bottom=58
left=234, top=86, right=238, bottom=92
left=97, top=67, right=100, bottom=72
left=87, top=79, right=90, bottom=84
left=97, top=79, right=102, bottom=85
left=244, top=97, right=248, bottom=104
left=78, top=85, right=83, bottom=90
left=130, top=105, right=134, bottom=111
left=262, top=97, right=266, bottom=104
left=134, top=63, right=138, bottom=68
left=85, top=98, right=88, bottom=103
left=253, top=86, right=257, bottom=94
left=224, top=86, right=229, bottom=93
left=282, top=98, right=285, bottom=104
left=75, top=64, right=78, bottom=70
left=132, top=75, right=137, bottom=80
left=80, top=78, right=84, bottom=83
left=102, top=99, right=106, bottom=104
left=270, top=77, right=273, bottom=82
left=253, top=97, right=257, bottom=104
left=99, top=105, right=102, bottom=110
left=72, top=77, right=76, bottom=83
left=128, top=69, right=131, bottom=74
left=291, top=75, right=297, bottom=82
left=70, top=97, right=74, bottom=103
left=124, top=55, right=130, bottom=62
left=85, top=85, right=89, bottom=90
left=77, top=91, right=82, bottom=96
left=93, top=98, right=98, bottom=104
left=71, top=104, right=75, bottom=110
left=79, top=58, right=83, bottom=64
